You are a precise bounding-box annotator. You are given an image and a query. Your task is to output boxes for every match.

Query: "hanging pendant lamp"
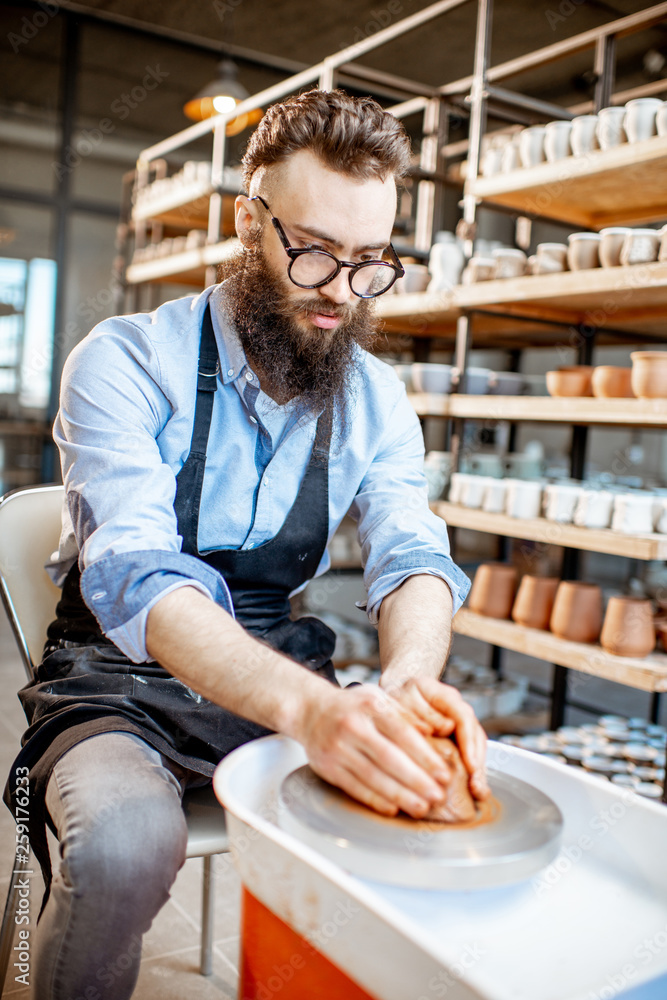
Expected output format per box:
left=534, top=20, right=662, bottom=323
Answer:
left=183, top=58, right=262, bottom=135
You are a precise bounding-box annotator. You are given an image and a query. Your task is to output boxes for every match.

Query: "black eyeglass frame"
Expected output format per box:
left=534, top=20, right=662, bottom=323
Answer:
left=248, top=195, right=404, bottom=298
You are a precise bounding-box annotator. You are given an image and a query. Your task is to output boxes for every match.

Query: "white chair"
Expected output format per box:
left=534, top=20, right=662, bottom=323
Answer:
left=0, top=484, right=229, bottom=989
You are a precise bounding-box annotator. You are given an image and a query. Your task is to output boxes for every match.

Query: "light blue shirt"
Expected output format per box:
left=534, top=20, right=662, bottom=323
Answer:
left=50, top=282, right=470, bottom=663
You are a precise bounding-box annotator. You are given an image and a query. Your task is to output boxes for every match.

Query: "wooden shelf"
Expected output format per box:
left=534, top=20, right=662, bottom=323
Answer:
left=408, top=393, right=667, bottom=426
left=452, top=609, right=667, bottom=693
left=132, top=183, right=237, bottom=230
left=126, top=238, right=241, bottom=285
left=380, top=262, right=667, bottom=341
left=432, top=500, right=667, bottom=560
left=470, top=134, right=667, bottom=229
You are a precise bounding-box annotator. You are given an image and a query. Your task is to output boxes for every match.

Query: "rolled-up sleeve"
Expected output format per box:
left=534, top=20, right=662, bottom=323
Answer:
left=348, top=388, right=470, bottom=625
left=55, top=316, right=233, bottom=663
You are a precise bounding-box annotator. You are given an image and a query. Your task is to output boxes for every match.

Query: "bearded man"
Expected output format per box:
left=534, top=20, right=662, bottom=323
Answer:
left=7, top=89, right=488, bottom=999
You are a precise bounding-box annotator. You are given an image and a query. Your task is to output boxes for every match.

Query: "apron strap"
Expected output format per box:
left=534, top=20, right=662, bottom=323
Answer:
left=174, top=304, right=218, bottom=555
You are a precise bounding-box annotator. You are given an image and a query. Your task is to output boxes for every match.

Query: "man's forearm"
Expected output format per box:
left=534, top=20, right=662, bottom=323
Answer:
left=377, top=575, right=454, bottom=690
left=145, top=585, right=336, bottom=739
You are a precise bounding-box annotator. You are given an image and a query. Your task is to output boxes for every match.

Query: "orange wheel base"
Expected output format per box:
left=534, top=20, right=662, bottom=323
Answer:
left=239, top=886, right=376, bottom=1000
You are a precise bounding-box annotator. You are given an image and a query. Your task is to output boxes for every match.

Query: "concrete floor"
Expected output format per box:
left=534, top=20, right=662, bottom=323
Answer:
left=0, top=606, right=242, bottom=1000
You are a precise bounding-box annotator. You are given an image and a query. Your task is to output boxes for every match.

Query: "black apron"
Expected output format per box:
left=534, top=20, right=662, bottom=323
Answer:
left=5, top=303, right=338, bottom=901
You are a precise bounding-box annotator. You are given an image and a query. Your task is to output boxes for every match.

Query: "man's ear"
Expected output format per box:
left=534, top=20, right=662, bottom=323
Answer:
left=235, top=195, right=260, bottom=246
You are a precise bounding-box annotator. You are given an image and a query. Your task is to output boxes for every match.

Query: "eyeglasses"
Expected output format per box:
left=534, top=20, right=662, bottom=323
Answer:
left=248, top=195, right=404, bottom=298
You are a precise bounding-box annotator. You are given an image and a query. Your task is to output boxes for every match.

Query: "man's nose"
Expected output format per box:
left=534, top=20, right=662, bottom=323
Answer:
left=318, top=268, right=353, bottom=306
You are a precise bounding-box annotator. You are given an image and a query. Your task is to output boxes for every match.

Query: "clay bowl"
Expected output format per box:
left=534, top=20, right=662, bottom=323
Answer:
left=550, top=581, right=603, bottom=643
left=591, top=366, right=635, bottom=399
left=511, top=575, right=559, bottom=630
left=600, top=597, right=656, bottom=658
left=546, top=366, right=594, bottom=398
left=468, top=563, right=518, bottom=619
left=630, top=352, right=667, bottom=399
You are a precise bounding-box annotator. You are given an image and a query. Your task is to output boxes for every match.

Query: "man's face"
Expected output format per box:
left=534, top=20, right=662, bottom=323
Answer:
left=223, top=150, right=398, bottom=412
left=241, top=149, right=398, bottom=337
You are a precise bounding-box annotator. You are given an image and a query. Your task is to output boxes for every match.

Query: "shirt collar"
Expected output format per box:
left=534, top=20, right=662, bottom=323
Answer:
left=206, top=281, right=251, bottom=386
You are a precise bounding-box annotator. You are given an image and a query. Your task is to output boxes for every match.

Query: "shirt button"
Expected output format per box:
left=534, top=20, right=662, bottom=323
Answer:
left=249, top=415, right=257, bottom=424
left=92, top=591, right=106, bottom=601
left=264, top=476, right=270, bottom=485
left=227, top=368, right=234, bottom=377
left=245, top=371, right=254, bottom=382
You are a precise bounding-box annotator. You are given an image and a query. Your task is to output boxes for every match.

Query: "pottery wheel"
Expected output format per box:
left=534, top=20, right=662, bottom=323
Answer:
left=278, top=765, right=563, bottom=890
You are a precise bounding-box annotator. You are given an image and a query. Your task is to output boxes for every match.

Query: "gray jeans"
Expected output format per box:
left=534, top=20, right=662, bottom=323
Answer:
left=33, top=732, right=197, bottom=1000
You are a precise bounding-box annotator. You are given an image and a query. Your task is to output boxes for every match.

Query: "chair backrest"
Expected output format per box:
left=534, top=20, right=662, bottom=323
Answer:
left=0, top=484, right=65, bottom=677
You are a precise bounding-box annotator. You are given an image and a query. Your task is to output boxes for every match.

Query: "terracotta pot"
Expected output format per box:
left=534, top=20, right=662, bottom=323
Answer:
left=600, top=597, right=655, bottom=657
left=468, top=563, right=518, bottom=619
left=630, top=352, right=667, bottom=399
left=591, top=366, right=635, bottom=399
left=546, top=366, right=594, bottom=398
left=549, top=581, right=603, bottom=643
left=511, top=575, right=559, bottom=630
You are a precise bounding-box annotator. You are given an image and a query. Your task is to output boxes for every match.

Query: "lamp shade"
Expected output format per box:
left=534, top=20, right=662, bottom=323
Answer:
left=183, top=58, right=262, bottom=135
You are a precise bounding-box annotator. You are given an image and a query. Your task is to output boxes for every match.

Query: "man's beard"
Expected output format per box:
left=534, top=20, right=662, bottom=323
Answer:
left=218, top=236, right=379, bottom=419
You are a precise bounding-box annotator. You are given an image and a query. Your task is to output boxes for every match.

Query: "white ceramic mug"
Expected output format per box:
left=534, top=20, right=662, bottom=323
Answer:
left=596, top=107, right=627, bottom=150
left=462, top=475, right=489, bottom=509
left=570, top=115, right=600, bottom=156
left=519, top=126, right=546, bottom=168
left=543, top=120, right=573, bottom=162
left=448, top=471, right=470, bottom=505
left=611, top=492, right=655, bottom=534
left=619, top=229, right=660, bottom=266
left=574, top=489, right=615, bottom=529
left=623, top=98, right=663, bottom=143
left=501, top=135, right=521, bottom=173
left=599, top=228, right=631, bottom=268
left=483, top=478, right=508, bottom=514
left=543, top=483, right=583, bottom=523
left=505, top=479, right=543, bottom=519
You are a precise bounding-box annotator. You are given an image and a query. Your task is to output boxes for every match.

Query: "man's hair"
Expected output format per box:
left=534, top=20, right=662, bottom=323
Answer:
left=241, top=88, right=412, bottom=191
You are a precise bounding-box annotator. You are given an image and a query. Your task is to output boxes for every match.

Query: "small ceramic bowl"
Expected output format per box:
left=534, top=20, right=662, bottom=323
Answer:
left=546, top=366, right=594, bottom=397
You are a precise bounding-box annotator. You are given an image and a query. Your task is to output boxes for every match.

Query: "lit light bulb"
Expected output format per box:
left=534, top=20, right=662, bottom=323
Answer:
left=212, top=94, right=237, bottom=115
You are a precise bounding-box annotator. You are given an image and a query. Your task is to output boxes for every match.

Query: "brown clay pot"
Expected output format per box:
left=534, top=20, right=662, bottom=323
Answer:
left=546, top=366, right=594, bottom=398
left=631, top=352, right=667, bottom=399
left=511, top=575, right=560, bottom=630
left=468, top=563, right=518, bottom=619
left=549, top=581, right=603, bottom=643
left=591, top=366, right=635, bottom=399
left=600, top=597, right=655, bottom=657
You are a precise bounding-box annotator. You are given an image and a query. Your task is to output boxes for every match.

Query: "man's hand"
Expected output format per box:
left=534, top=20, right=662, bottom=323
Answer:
left=379, top=675, right=490, bottom=801
left=293, top=683, right=463, bottom=818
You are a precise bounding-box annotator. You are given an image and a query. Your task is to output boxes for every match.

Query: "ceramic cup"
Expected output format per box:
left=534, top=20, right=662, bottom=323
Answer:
left=461, top=367, right=492, bottom=394
left=481, top=143, right=505, bottom=178
left=596, top=106, right=627, bottom=150
left=482, top=478, right=509, bottom=514
left=567, top=232, right=600, bottom=270
left=550, top=581, right=603, bottom=643
left=511, top=575, right=560, bottom=630
left=574, top=488, right=615, bottom=530
left=543, top=482, right=583, bottom=523
left=463, top=256, right=496, bottom=284
left=543, top=120, right=573, bottom=162
left=630, top=351, right=667, bottom=399
left=448, top=471, right=470, bottom=505
left=536, top=243, right=568, bottom=268
left=656, top=102, right=667, bottom=137
left=501, top=134, right=522, bottom=173
left=600, top=597, right=655, bottom=657
left=546, top=366, right=594, bottom=397
left=468, top=563, right=518, bottom=619
left=411, top=363, right=453, bottom=394
left=570, top=115, right=600, bottom=156
left=492, top=247, right=527, bottom=279
left=395, top=263, right=430, bottom=294
left=505, top=478, right=543, bottom=519
left=461, top=474, right=488, bottom=509
left=598, top=228, right=631, bottom=268
left=591, top=366, right=634, bottom=398
left=519, top=126, right=547, bottom=168
left=619, top=229, right=660, bottom=266
left=623, top=98, right=663, bottom=143
left=611, top=492, right=655, bottom=534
